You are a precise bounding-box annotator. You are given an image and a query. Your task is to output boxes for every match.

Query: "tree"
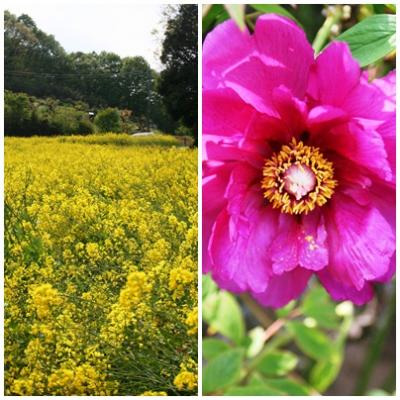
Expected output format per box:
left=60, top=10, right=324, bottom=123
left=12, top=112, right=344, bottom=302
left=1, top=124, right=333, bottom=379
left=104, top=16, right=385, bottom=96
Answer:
left=120, top=56, right=154, bottom=130
left=94, top=108, right=121, bottom=132
left=4, top=11, right=72, bottom=99
left=159, top=5, right=198, bottom=144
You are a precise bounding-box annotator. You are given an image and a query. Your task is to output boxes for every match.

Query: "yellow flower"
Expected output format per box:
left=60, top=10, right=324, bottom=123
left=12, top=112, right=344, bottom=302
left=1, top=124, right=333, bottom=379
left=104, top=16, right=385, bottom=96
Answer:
left=141, top=390, right=168, bottom=396
left=173, top=371, right=197, bottom=391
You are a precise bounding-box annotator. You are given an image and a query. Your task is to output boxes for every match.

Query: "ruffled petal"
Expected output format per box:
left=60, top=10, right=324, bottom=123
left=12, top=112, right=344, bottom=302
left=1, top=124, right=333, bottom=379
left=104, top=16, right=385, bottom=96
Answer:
left=308, top=41, right=361, bottom=106
left=253, top=267, right=312, bottom=308
left=317, top=269, right=374, bottom=305
left=203, top=87, right=286, bottom=146
left=209, top=187, right=279, bottom=294
left=203, top=15, right=313, bottom=114
left=202, top=165, right=233, bottom=272
left=324, top=193, right=395, bottom=290
left=269, top=211, right=328, bottom=274
left=316, top=121, right=392, bottom=182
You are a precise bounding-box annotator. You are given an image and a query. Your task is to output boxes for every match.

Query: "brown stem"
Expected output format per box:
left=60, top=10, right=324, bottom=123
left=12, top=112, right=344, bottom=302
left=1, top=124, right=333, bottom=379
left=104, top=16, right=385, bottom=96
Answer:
left=239, top=293, right=273, bottom=329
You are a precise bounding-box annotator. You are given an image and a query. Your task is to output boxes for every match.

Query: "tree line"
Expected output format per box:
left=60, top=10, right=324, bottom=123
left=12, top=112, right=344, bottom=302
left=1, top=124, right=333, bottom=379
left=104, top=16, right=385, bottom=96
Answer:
left=4, top=5, right=197, bottom=142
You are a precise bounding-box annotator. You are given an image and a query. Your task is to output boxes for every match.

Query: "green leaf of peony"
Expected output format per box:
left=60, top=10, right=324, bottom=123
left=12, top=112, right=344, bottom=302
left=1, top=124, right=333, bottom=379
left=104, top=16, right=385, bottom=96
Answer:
left=203, top=291, right=245, bottom=345
left=224, top=4, right=246, bottom=31
left=288, top=321, right=332, bottom=360
left=224, top=385, right=285, bottom=396
left=249, top=4, right=302, bottom=27
left=246, top=326, right=265, bottom=358
left=301, top=285, right=340, bottom=329
left=310, top=351, right=343, bottom=392
left=203, top=338, right=231, bottom=361
left=264, top=378, right=311, bottom=395
left=256, top=350, right=298, bottom=376
left=202, top=274, right=218, bottom=301
left=334, top=14, right=396, bottom=67
left=202, top=4, right=230, bottom=33
left=203, top=348, right=244, bottom=394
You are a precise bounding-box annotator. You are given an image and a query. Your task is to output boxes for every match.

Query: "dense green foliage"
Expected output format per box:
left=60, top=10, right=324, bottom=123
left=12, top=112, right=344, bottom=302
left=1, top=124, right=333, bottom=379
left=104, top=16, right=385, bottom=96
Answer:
left=4, top=90, right=96, bottom=136
left=4, top=7, right=196, bottom=138
left=159, top=5, right=198, bottom=144
left=94, top=108, right=122, bottom=133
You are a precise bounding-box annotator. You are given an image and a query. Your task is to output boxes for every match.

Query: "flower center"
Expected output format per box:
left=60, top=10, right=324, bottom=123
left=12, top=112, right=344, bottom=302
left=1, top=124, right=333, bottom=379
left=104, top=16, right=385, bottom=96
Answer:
left=261, top=138, right=337, bottom=214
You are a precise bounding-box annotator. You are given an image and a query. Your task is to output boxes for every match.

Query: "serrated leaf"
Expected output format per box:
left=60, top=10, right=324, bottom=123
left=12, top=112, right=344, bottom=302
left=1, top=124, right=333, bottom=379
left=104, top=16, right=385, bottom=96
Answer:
left=301, top=285, right=339, bottom=329
left=203, top=291, right=245, bottom=345
left=265, top=378, right=311, bottom=395
left=249, top=4, right=302, bottom=27
left=256, top=350, right=298, bottom=376
left=334, top=14, right=396, bottom=67
left=224, top=385, right=285, bottom=396
left=203, top=348, right=244, bottom=394
left=288, top=321, right=332, bottom=360
left=203, top=338, right=230, bottom=361
left=224, top=4, right=246, bottom=31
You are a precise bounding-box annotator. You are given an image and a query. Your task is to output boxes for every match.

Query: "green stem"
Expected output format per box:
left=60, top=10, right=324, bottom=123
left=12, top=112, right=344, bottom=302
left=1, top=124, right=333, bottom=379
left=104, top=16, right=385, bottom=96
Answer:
left=312, top=5, right=343, bottom=54
left=353, top=288, right=396, bottom=395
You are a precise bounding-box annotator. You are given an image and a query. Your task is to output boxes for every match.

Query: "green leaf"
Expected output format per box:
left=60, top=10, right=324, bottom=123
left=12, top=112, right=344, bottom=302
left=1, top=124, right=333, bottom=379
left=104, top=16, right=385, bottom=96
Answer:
left=301, top=285, right=340, bottom=329
left=224, top=385, right=285, bottom=396
left=288, top=321, right=332, bottom=360
left=246, top=326, right=265, bottom=358
left=275, top=300, right=296, bottom=318
left=385, top=4, right=396, bottom=13
left=367, top=389, right=390, bottom=396
left=202, top=4, right=229, bottom=34
left=224, top=4, right=246, bottom=31
left=256, top=350, right=298, bottom=376
left=202, top=274, right=218, bottom=301
left=249, top=4, right=302, bottom=27
left=203, top=348, right=244, bottom=394
left=248, top=372, right=266, bottom=386
left=203, top=291, right=245, bottom=345
left=334, top=14, right=396, bottom=67
left=203, top=338, right=230, bottom=361
left=265, top=378, right=311, bottom=395
left=310, top=352, right=343, bottom=392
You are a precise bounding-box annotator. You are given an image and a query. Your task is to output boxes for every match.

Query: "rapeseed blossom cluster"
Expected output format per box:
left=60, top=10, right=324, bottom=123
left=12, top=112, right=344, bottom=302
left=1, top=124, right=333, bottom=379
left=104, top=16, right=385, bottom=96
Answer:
left=5, top=134, right=198, bottom=395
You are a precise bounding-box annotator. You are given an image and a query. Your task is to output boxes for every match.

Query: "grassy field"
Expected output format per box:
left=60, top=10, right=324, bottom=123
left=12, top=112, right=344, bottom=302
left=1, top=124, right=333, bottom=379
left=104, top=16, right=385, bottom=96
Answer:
left=5, top=134, right=198, bottom=395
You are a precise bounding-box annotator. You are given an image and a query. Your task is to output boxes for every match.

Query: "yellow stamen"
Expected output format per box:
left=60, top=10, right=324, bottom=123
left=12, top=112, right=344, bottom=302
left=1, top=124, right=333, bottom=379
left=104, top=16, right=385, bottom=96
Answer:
left=261, top=138, right=336, bottom=215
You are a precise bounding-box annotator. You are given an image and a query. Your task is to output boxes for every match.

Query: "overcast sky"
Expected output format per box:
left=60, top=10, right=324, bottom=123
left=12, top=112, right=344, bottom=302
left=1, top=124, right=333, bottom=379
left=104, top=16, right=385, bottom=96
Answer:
left=4, top=0, right=167, bottom=70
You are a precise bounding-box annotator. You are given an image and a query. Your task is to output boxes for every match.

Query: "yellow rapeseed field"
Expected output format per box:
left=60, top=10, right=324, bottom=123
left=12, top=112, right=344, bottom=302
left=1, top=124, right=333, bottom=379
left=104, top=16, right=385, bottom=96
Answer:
left=5, top=134, right=198, bottom=395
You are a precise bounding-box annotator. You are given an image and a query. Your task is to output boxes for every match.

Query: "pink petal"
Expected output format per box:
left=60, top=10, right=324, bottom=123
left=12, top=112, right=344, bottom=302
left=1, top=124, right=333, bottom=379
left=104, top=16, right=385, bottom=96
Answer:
left=203, top=15, right=314, bottom=114
left=253, top=267, right=312, bottom=308
left=308, top=41, right=360, bottom=106
left=342, top=74, right=395, bottom=121
left=209, top=188, right=279, bottom=294
left=270, top=211, right=328, bottom=274
left=324, top=193, right=395, bottom=290
left=317, top=121, right=392, bottom=182
left=317, top=269, right=374, bottom=305
left=203, top=87, right=287, bottom=144
left=370, top=69, right=396, bottom=102
left=307, top=105, right=349, bottom=136
left=203, top=166, right=232, bottom=272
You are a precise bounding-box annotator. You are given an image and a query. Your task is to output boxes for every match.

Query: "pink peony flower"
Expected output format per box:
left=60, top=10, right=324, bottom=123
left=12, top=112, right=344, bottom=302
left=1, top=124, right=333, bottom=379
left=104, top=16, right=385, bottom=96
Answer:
left=202, top=14, right=396, bottom=307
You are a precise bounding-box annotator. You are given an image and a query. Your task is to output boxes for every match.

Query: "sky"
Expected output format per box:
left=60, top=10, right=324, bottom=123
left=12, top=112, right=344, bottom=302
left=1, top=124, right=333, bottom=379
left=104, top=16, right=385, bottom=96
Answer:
left=4, top=0, right=167, bottom=71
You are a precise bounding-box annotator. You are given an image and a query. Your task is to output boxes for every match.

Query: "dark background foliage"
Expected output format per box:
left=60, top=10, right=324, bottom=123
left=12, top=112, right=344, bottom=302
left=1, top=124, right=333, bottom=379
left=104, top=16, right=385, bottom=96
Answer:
left=4, top=5, right=198, bottom=143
